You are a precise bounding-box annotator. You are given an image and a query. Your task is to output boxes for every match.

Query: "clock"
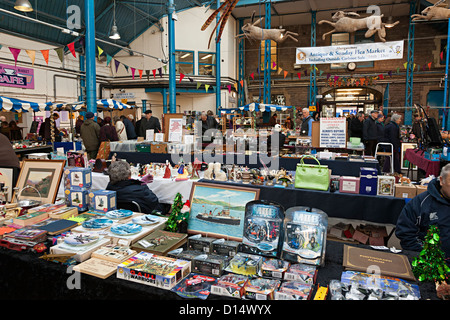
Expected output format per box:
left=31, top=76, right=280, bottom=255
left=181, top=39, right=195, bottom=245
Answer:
left=347, top=62, right=356, bottom=71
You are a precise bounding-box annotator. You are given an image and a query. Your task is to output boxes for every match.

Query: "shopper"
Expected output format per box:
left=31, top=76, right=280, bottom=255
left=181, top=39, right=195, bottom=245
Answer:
left=99, top=116, right=119, bottom=142
left=395, top=163, right=450, bottom=259
left=411, top=113, right=426, bottom=142
left=39, top=112, right=60, bottom=142
left=268, top=124, right=286, bottom=155
left=138, top=110, right=161, bottom=137
left=268, top=113, right=278, bottom=127
left=114, top=116, right=127, bottom=141
left=200, top=111, right=219, bottom=142
left=121, top=115, right=137, bottom=140
left=0, top=133, right=20, bottom=168
left=363, top=109, right=379, bottom=156
left=383, top=113, right=402, bottom=173
left=75, top=115, right=84, bottom=135
left=80, top=111, right=100, bottom=159
left=376, top=113, right=386, bottom=143
left=349, top=111, right=364, bottom=139
left=9, top=121, right=22, bottom=141
left=106, top=160, right=161, bottom=214
left=300, top=108, right=313, bottom=136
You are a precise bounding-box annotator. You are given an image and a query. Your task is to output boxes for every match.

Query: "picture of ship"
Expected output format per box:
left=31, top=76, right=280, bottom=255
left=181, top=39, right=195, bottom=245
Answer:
left=196, top=205, right=240, bottom=225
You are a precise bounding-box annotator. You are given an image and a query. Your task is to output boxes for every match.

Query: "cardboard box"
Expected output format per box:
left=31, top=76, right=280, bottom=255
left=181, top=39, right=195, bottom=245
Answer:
left=329, top=222, right=355, bottom=239
left=88, top=190, right=117, bottom=213
left=415, top=184, right=428, bottom=195
left=352, top=229, right=369, bottom=244
left=65, top=167, right=92, bottom=190
left=395, top=184, right=417, bottom=199
left=66, top=188, right=90, bottom=211
left=151, top=143, right=167, bottom=154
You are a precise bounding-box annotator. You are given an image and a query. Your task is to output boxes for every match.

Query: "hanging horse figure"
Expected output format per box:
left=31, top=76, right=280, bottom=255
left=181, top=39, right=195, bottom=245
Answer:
left=235, top=12, right=299, bottom=43
left=411, top=0, right=450, bottom=21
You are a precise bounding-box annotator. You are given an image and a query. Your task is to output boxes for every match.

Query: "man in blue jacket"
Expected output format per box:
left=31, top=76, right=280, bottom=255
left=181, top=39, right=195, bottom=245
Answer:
left=395, top=163, right=450, bottom=259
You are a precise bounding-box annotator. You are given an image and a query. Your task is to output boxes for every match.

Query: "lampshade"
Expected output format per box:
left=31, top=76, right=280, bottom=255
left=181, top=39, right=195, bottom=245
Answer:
left=14, top=0, right=33, bottom=12
left=385, top=16, right=395, bottom=28
left=109, top=25, right=121, bottom=40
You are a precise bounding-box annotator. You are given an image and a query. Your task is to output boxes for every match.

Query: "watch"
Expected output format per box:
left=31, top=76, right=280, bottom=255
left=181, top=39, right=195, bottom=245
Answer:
left=347, top=62, right=356, bottom=71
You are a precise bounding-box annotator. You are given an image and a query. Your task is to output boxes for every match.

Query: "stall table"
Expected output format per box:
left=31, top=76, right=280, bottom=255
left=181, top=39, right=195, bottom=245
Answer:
left=404, top=148, right=444, bottom=178
left=0, top=240, right=437, bottom=301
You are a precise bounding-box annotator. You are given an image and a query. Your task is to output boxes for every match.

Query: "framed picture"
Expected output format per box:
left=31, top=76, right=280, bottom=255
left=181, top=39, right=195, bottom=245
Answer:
left=401, top=143, right=417, bottom=170
left=0, top=166, right=19, bottom=202
left=14, top=159, right=66, bottom=204
left=187, top=182, right=260, bottom=241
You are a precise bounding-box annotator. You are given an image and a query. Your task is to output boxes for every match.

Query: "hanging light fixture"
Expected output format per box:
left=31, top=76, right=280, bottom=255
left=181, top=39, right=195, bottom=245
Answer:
left=14, top=0, right=33, bottom=12
left=109, top=0, right=121, bottom=40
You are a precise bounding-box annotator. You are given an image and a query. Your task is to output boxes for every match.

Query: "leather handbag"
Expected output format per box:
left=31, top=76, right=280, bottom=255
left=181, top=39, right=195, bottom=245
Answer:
left=294, top=156, right=330, bottom=191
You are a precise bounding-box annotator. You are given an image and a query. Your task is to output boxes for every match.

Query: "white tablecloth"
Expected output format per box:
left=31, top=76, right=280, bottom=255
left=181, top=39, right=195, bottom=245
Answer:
left=58, top=172, right=196, bottom=204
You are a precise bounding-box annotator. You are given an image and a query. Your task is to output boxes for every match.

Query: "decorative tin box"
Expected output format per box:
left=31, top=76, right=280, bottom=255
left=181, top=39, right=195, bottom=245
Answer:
left=339, top=176, right=360, bottom=194
left=359, top=167, right=378, bottom=196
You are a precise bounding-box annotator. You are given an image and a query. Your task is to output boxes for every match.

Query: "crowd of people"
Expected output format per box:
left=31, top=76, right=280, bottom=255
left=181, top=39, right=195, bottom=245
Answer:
left=0, top=116, right=23, bottom=141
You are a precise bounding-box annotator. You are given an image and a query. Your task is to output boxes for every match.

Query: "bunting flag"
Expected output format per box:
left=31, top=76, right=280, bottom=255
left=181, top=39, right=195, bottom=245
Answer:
left=413, top=63, right=416, bottom=70
left=428, top=62, right=432, bottom=70
left=197, top=82, right=202, bottom=90
left=388, top=70, right=392, bottom=77
left=163, top=65, right=167, bottom=73
left=54, top=47, right=64, bottom=63
left=234, top=82, right=238, bottom=91
left=145, top=70, right=150, bottom=81
left=297, top=73, right=301, bottom=80
left=277, top=67, right=282, bottom=75
left=123, top=64, right=129, bottom=73
left=41, top=49, right=49, bottom=65
left=179, top=73, right=185, bottom=83
left=138, top=69, right=143, bottom=79
left=227, top=84, right=231, bottom=93
left=396, top=67, right=400, bottom=74
left=188, top=77, right=194, bottom=82
left=239, top=80, right=244, bottom=87
left=67, top=42, right=76, bottom=58
left=250, top=72, right=254, bottom=80
left=326, top=73, right=331, bottom=80
left=378, top=74, right=384, bottom=80
left=272, top=62, right=276, bottom=68
left=440, top=51, right=444, bottom=61
left=334, top=75, right=339, bottom=82
left=97, top=46, right=103, bottom=58
left=115, top=59, right=120, bottom=73
left=131, top=67, right=135, bottom=79
left=403, top=62, right=408, bottom=69
left=319, top=70, right=323, bottom=76
left=205, top=84, right=210, bottom=92
left=283, top=70, right=288, bottom=79
left=158, top=67, right=162, bottom=77
left=25, top=50, right=36, bottom=65
left=152, top=69, right=156, bottom=79
left=106, top=54, right=113, bottom=66
left=9, top=47, right=21, bottom=65
left=304, top=70, right=307, bottom=76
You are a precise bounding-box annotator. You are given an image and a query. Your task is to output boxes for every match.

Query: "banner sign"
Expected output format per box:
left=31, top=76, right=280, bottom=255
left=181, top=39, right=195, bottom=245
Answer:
left=296, top=40, right=404, bottom=65
left=320, top=117, right=347, bottom=148
left=0, top=63, right=34, bottom=89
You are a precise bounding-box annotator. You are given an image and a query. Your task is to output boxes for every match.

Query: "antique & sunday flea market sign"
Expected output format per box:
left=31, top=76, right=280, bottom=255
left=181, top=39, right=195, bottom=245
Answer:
left=295, top=40, right=403, bottom=65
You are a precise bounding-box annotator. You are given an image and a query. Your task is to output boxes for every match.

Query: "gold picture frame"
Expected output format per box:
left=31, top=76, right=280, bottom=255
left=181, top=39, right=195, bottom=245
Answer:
left=14, top=159, right=66, bottom=204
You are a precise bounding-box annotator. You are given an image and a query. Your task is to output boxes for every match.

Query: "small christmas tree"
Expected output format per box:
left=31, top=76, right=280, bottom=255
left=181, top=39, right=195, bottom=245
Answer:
left=411, top=225, right=450, bottom=284
left=165, top=193, right=189, bottom=233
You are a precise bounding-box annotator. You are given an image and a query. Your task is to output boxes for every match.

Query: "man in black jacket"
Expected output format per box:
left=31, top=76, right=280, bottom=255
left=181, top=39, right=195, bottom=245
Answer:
left=138, top=110, right=161, bottom=137
left=350, top=112, right=364, bottom=139
left=363, top=109, right=379, bottom=156
left=200, top=111, right=219, bottom=142
left=383, top=113, right=402, bottom=173
left=106, top=160, right=161, bottom=214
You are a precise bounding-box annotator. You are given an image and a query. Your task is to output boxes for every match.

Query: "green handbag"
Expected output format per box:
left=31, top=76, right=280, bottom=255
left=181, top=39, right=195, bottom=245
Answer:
left=294, top=156, right=330, bottom=191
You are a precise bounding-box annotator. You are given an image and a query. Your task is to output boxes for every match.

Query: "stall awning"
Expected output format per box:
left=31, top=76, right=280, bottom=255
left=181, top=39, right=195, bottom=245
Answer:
left=0, top=96, right=53, bottom=112
left=219, top=103, right=293, bottom=114
left=51, top=99, right=134, bottom=111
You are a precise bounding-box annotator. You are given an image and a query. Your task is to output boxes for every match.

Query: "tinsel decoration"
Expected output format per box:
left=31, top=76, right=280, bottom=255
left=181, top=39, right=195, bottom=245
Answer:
left=411, top=225, right=450, bottom=283
left=164, top=193, right=189, bottom=233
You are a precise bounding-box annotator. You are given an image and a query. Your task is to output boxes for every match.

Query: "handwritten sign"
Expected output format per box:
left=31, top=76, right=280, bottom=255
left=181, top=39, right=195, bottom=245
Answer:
left=320, top=117, right=347, bottom=148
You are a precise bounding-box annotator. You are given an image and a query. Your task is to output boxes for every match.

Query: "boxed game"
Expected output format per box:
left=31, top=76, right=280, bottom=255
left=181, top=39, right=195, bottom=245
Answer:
left=377, top=175, right=396, bottom=196
left=210, top=274, right=249, bottom=298
left=171, top=273, right=217, bottom=300
left=211, top=238, right=240, bottom=257
left=260, top=258, right=290, bottom=279
left=339, top=176, right=360, bottom=194
left=359, top=167, right=378, bottom=195
left=187, top=234, right=216, bottom=253
left=167, top=248, right=203, bottom=261
left=64, top=167, right=92, bottom=190
left=284, top=263, right=317, bottom=284
left=192, top=254, right=230, bottom=277
left=66, top=188, right=90, bottom=211
left=117, top=251, right=191, bottom=290
left=281, top=206, right=328, bottom=266
left=225, top=252, right=263, bottom=276
left=243, top=277, right=281, bottom=300
left=241, top=200, right=284, bottom=258
left=275, top=281, right=313, bottom=300
left=88, top=190, right=117, bottom=213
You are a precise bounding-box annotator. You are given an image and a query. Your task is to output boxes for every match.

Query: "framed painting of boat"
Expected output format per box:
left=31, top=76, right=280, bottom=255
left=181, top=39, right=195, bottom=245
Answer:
left=187, top=182, right=260, bottom=241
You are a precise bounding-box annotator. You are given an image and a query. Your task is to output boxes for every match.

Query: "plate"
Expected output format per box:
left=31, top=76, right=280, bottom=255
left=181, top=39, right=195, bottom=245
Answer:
left=64, top=233, right=99, bottom=246
left=82, top=218, right=113, bottom=230
left=132, top=215, right=161, bottom=225
left=106, top=209, right=133, bottom=220
left=110, top=223, right=142, bottom=236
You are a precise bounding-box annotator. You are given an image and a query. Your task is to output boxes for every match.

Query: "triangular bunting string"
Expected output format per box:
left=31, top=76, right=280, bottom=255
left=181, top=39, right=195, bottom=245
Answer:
left=9, top=47, right=21, bottom=66
left=25, top=50, right=36, bottom=66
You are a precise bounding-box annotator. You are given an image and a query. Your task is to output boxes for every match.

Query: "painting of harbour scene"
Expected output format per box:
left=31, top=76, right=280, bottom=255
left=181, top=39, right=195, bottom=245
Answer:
left=187, top=182, right=259, bottom=241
